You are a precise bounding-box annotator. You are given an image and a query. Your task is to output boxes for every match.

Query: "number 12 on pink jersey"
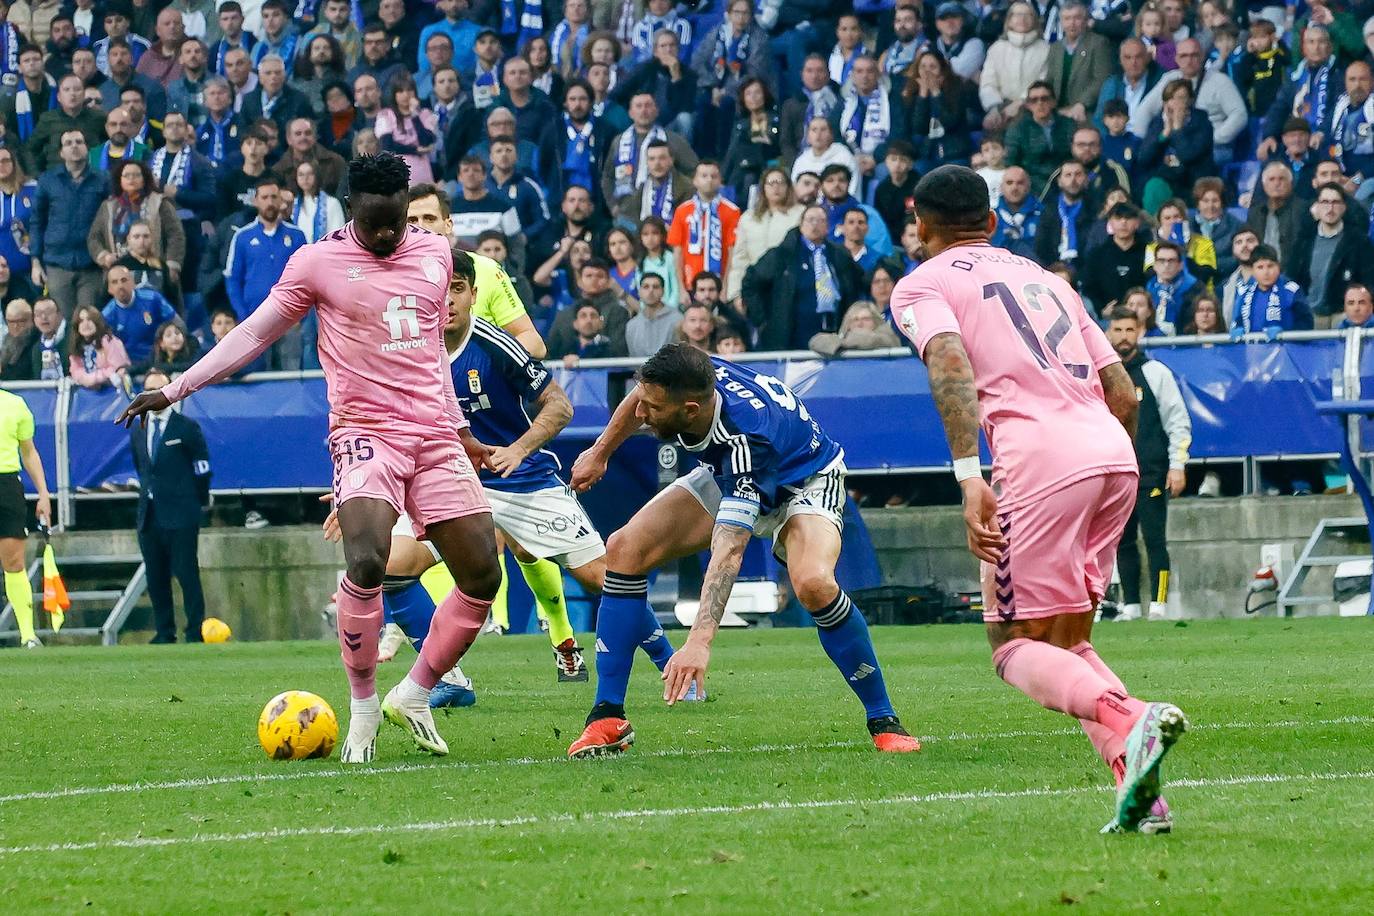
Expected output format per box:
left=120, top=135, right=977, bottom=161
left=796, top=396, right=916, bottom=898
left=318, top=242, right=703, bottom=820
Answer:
left=983, top=281, right=1091, bottom=380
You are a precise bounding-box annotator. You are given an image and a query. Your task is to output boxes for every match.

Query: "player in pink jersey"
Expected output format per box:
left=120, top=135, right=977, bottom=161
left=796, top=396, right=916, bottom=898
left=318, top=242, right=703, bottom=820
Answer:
left=118, top=155, right=502, bottom=764
left=890, top=165, right=1188, bottom=834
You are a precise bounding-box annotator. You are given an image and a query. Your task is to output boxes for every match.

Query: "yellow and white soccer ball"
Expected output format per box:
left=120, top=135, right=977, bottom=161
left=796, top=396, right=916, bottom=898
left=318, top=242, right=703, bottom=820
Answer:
left=257, top=691, right=338, bottom=760
left=201, top=617, right=232, bottom=643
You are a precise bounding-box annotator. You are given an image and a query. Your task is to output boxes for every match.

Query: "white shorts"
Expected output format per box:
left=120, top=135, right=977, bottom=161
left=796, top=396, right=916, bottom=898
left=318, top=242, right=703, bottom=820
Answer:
left=391, top=512, right=442, bottom=563
left=671, top=457, right=847, bottom=561
left=486, top=484, right=606, bottom=570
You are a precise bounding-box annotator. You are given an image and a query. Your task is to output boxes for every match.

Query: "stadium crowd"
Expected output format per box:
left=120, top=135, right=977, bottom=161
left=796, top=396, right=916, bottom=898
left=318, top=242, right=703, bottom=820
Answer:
left=1, top=0, right=1374, bottom=383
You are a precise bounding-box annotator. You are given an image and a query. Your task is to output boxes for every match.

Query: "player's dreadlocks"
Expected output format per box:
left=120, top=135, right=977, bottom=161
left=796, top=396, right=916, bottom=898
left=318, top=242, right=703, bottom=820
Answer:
left=636, top=342, right=715, bottom=400
left=348, top=152, right=411, bottom=197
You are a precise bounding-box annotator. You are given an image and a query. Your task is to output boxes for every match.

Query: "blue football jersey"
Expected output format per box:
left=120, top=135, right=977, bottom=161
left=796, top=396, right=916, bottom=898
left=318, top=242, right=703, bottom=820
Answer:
left=449, top=318, right=561, bottom=493
left=678, top=358, right=843, bottom=531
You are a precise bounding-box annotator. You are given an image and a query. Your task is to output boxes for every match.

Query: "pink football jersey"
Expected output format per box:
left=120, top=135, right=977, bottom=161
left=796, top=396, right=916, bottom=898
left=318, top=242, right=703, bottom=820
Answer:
left=164, top=224, right=465, bottom=436
left=890, top=242, right=1136, bottom=509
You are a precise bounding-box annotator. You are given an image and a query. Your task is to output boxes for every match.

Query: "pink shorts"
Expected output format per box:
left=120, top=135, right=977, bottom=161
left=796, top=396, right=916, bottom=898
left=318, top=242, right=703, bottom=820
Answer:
left=981, top=472, right=1137, bottom=623
left=329, top=427, right=489, bottom=539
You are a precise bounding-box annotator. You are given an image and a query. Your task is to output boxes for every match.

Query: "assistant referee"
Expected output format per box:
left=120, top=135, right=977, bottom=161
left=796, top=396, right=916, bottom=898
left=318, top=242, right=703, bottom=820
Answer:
left=0, top=388, right=52, bottom=648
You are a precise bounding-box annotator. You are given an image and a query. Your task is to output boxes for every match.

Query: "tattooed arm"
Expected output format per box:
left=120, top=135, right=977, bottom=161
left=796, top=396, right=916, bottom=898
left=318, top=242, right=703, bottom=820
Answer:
left=923, top=331, right=1005, bottom=563
left=660, top=522, right=752, bottom=704
left=1099, top=361, right=1139, bottom=443
left=489, top=379, right=574, bottom=477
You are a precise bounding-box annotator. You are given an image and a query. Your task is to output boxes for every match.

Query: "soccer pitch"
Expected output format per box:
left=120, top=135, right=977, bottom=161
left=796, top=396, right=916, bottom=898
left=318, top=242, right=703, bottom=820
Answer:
left=1, top=618, right=1371, bottom=913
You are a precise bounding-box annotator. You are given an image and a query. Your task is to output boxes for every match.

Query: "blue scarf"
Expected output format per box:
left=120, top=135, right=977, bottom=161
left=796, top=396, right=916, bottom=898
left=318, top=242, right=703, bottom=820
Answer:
left=563, top=114, right=596, bottom=190
left=501, top=0, right=544, bottom=48
left=197, top=115, right=234, bottom=164
left=803, top=236, right=839, bottom=315
left=100, top=141, right=135, bottom=171
left=712, top=24, right=752, bottom=82
left=1237, top=279, right=1283, bottom=332
left=1146, top=267, right=1197, bottom=324
left=82, top=343, right=99, bottom=373
left=213, top=35, right=255, bottom=75
left=1057, top=196, right=1083, bottom=261
left=643, top=176, right=674, bottom=221
left=829, top=43, right=863, bottom=85
left=551, top=20, right=589, bottom=69
left=0, top=23, right=19, bottom=76
left=687, top=194, right=722, bottom=275
left=13, top=84, right=54, bottom=141
left=294, top=192, right=329, bottom=242
left=992, top=198, right=1041, bottom=244
left=1293, top=56, right=1335, bottom=131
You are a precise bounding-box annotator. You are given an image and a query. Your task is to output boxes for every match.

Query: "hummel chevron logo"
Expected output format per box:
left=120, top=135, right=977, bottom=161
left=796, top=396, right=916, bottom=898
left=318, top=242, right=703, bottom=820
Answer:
left=342, top=630, right=362, bottom=651
left=849, top=662, right=877, bottom=682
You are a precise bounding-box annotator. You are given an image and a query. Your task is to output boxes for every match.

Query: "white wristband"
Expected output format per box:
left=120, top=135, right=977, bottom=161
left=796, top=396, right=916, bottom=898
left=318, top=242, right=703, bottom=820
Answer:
left=953, top=457, right=982, bottom=482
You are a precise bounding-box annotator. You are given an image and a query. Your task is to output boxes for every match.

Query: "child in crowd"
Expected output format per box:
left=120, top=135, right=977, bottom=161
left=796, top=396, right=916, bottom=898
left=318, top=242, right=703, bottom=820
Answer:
left=1230, top=245, right=1314, bottom=339
left=973, top=134, right=1007, bottom=206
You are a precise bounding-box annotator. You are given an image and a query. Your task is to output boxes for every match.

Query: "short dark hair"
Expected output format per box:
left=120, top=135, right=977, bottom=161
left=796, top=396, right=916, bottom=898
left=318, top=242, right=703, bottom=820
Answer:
left=636, top=341, right=716, bottom=399
left=349, top=152, right=410, bottom=196
left=1106, top=304, right=1138, bottom=323
left=408, top=182, right=450, bottom=217
left=640, top=271, right=665, bottom=287
left=451, top=246, right=475, bottom=286
left=1250, top=244, right=1280, bottom=265
left=912, top=165, right=990, bottom=233
left=1102, top=98, right=1129, bottom=118
left=475, top=229, right=507, bottom=249
left=691, top=270, right=722, bottom=291
left=219, top=1, right=243, bottom=14
left=821, top=163, right=853, bottom=183
left=1153, top=240, right=1184, bottom=260
left=262, top=0, right=291, bottom=15
left=458, top=154, right=486, bottom=171
left=1026, top=79, right=1055, bottom=100
left=253, top=175, right=281, bottom=191
left=581, top=257, right=610, bottom=274
left=17, top=43, right=40, bottom=59
left=489, top=134, right=517, bottom=149
left=885, top=139, right=917, bottom=161
left=119, top=83, right=146, bottom=101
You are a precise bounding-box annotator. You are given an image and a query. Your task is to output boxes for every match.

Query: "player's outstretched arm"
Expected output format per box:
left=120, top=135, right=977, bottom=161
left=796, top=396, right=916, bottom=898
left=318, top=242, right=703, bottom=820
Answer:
left=490, top=379, right=573, bottom=477
left=1099, top=362, right=1139, bottom=443
left=662, top=522, right=752, bottom=704
left=570, top=386, right=645, bottom=492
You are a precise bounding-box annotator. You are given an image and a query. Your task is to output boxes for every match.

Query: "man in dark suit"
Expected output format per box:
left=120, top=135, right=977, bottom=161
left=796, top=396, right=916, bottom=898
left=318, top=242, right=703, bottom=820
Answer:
left=1046, top=1, right=1114, bottom=124
left=131, top=369, right=211, bottom=644
left=743, top=205, right=863, bottom=351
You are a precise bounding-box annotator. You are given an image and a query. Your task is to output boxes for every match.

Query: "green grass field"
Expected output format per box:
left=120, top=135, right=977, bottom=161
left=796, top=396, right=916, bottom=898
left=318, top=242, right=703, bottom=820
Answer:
left=1, top=617, right=1371, bottom=914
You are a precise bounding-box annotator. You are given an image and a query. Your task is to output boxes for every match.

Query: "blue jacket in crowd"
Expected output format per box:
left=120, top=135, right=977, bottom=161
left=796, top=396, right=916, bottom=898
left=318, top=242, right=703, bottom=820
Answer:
left=103, top=288, right=177, bottom=364
left=223, top=219, right=308, bottom=321
left=31, top=164, right=107, bottom=271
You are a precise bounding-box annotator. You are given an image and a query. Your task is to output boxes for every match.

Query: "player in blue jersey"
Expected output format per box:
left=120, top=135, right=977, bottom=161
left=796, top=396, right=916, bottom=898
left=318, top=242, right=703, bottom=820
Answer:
left=566, top=343, right=922, bottom=757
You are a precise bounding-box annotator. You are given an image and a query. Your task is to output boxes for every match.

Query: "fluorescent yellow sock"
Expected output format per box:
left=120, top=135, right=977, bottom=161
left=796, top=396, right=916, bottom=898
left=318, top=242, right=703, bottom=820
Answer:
left=489, top=556, right=511, bottom=629
left=517, top=557, right=573, bottom=645
left=6, top=569, right=35, bottom=642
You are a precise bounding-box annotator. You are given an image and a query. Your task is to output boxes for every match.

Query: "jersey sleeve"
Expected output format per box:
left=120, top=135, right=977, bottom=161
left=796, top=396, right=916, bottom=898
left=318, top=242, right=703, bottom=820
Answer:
left=890, top=270, right=962, bottom=358
left=478, top=259, right=529, bottom=327
left=483, top=323, right=552, bottom=398
left=714, top=432, right=779, bottom=532
left=13, top=398, right=33, bottom=442
left=1077, top=300, right=1121, bottom=371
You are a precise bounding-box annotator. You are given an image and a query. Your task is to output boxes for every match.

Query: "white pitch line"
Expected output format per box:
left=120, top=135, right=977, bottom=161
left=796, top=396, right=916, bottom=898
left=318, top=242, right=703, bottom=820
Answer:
left=2, top=714, right=1368, bottom=806
left=1, top=769, right=1371, bottom=856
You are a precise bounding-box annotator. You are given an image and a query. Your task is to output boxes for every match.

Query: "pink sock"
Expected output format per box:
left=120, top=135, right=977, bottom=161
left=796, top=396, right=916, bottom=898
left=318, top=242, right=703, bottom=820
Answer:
left=337, top=576, right=382, bottom=699
left=408, top=586, right=493, bottom=689
left=992, top=637, right=1115, bottom=721
left=1070, top=642, right=1127, bottom=768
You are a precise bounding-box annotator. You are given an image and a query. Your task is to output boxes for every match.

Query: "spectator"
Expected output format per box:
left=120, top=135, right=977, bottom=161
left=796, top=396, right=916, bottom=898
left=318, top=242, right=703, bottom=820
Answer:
left=1231, top=244, right=1314, bottom=338
left=931, top=3, right=985, bottom=81
left=467, top=106, right=543, bottom=186
left=102, top=264, right=175, bottom=368
left=449, top=155, right=523, bottom=254
left=250, top=0, right=299, bottom=68
left=273, top=116, right=347, bottom=197
left=990, top=165, right=1041, bottom=259
left=901, top=50, right=975, bottom=173
left=1245, top=160, right=1304, bottom=267
left=152, top=110, right=215, bottom=310
left=89, top=106, right=149, bottom=179
left=974, top=134, right=1008, bottom=204
left=240, top=55, right=313, bottom=141
left=165, top=0, right=216, bottom=44
left=831, top=54, right=895, bottom=184
left=715, top=327, right=747, bottom=355
left=625, top=271, right=680, bottom=357
left=720, top=77, right=780, bottom=203
left=1036, top=159, right=1093, bottom=269
left=474, top=232, right=536, bottom=313
left=1094, top=38, right=1163, bottom=128
left=1268, top=117, right=1323, bottom=201
left=743, top=204, right=862, bottom=351
left=0, top=254, right=37, bottom=305
left=349, top=75, right=382, bottom=133
left=1005, top=81, right=1074, bottom=194
left=2, top=45, right=55, bottom=146
left=866, top=259, right=904, bottom=338
left=530, top=184, right=603, bottom=287
left=117, top=220, right=178, bottom=303
left=1134, top=2, right=1176, bottom=71
left=100, top=39, right=168, bottom=123
left=291, top=160, right=345, bottom=244
left=1146, top=239, right=1202, bottom=329
left=629, top=0, right=690, bottom=65
left=0, top=299, right=37, bottom=380
left=687, top=269, right=751, bottom=344
left=29, top=296, right=66, bottom=380
left=1131, top=38, right=1246, bottom=156
left=602, top=92, right=696, bottom=221
left=779, top=54, right=840, bottom=166
left=1289, top=183, right=1374, bottom=325
left=809, top=300, right=901, bottom=356
left=554, top=79, right=610, bottom=198
left=222, top=177, right=307, bottom=368
left=487, top=134, right=550, bottom=248
left=137, top=6, right=186, bottom=88
left=838, top=207, right=881, bottom=273
left=67, top=305, right=131, bottom=389
left=690, top=0, right=773, bottom=155
left=1322, top=61, right=1374, bottom=193
left=31, top=127, right=107, bottom=314
left=790, top=117, right=860, bottom=197
left=496, top=55, right=558, bottom=156
left=535, top=236, right=592, bottom=313
left=638, top=216, right=680, bottom=308
left=374, top=74, right=438, bottom=186
left=166, top=38, right=210, bottom=125
left=1045, top=126, right=1130, bottom=214
left=667, top=160, right=741, bottom=299
left=1046, top=1, right=1113, bottom=123
left=979, top=1, right=1050, bottom=133
left=350, top=21, right=404, bottom=89
left=1338, top=282, right=1374, bottom=328
left=555, top=300, right=616, bottom=365
left=316, top=80, right=363, bottom=160
left=302, top=0, right=361, bottom=71
left=468, top=31, right=502, bottom=110
left=1147, top=197, right=1218, bottom=287
left=1099, top=99, right=1141, bottom=189
left=217, top=129, right=270, bottom=220
left=872, top=140, right=918, bottom=242
left=1123, top=285, right=1172, bottom=336
left=586, top=62, right=631, bottom=134
left=520, top=35, right=563, bottom=102
left=613, top=30, right=696, bottom=141
left=545, top=258, right=630, bottom=357
left=292, top=35, right=348, bottom=119
left=209, top=2, right=255, bottom=76
left=605, top=226, right=641, bottom=302
left=45, top=15, right=82, bottom=80
left=26, top=73, right=104, bottom=174
left=1221, top=227, right=1260, bottom=325
left=1104, top=303, right=1191, bottom=623
left=0, top=149, right=36, bottom=282
left=726, top=166, right=803, bottom=302
left=89, top=158, right=185, bottom=291
left=1192, top=177, right=1244, bottom=277
left=1261, top=25, right=1341, bottom=152
left=1183, top=292, right=1225, bottom=335
left=223, top=48, right=258, bottom=111
left=1234, top=19, right=1289, bottom=121
left=148, top=316, right=200, bottom=374
left=827, top=13, right=867, bottom=88
left=1137, top=78, right=1215, bottom=213
left=1081, top=202, right=1148, bottom=313
left=674, top=301, right=717, bottom=352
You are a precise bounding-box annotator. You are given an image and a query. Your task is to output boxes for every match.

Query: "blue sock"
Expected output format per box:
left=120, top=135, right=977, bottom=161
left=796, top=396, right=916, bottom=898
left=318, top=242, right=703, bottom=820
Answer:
left=382, top=578, right=437, bottom=651
left=813, top=591, right=896, bottom=721
left=640, top=622, right=675, bottom=670
left=591, top=571, right=655, bottom=715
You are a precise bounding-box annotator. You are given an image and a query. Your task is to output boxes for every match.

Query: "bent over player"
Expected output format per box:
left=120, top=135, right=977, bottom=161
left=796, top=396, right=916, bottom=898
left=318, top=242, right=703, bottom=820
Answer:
left=890, top=165, right=1188, bottom=833
left=120, top=154, right=501, bottom=763
left=566, top=343, right=921, bottom=758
